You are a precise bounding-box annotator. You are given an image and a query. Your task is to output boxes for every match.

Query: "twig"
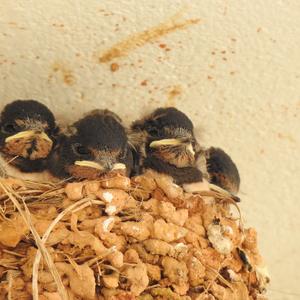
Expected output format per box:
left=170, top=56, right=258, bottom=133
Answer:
left=0, top=181, right=68, bottom=300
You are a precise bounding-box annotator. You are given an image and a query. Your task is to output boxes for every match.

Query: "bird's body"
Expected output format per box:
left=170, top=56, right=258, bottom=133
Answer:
left=0, top=101, right=240, bottom=192
left=142, top=153, right=202, bottom=185
left=49, top=109, right=133, bottom=180
left=203, top=147, right=240, bottom=195
left=193, top=146, right=240, bottom=194
left=130, top=107, right=203, bottom=185
left=130, top=107, right=240, bottom=195
left=0, top=100, right=57, bottom=181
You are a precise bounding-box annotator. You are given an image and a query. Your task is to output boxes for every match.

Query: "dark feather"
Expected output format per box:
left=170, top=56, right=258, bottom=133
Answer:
left=206, top=147, right=240, bottom=194
left=49, top=110, right=133, bottom=179
left=143, top=154, right=203, bottom=185
left=0, top=100, right=57, bottom=173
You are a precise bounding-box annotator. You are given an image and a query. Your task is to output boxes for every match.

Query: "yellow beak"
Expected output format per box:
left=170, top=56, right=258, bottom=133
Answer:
left=74, top=161, right=126, bottom=171
left=149, top=138, right=182, bottom=148
left=5, top=130, right=52, bottom=144
left=74, top=160, right=105, bottom=170
left=150, top=138, right=195, bottom=156
left=112, top=163, right=126, bottom=170
left=186, top=143, right=195, bottom=156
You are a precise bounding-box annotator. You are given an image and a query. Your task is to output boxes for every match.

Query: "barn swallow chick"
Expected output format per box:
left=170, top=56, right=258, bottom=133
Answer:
left=204, top=147, right=240, bottom=194
left=130, top=107, right=202, bottom=185
left=0, top=100, right=57, bottom=178
left=48, top=109, right=133, bottom=180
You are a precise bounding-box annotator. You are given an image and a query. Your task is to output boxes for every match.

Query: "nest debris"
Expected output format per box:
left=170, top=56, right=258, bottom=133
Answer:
left=0, top=171, right=269, bottom=299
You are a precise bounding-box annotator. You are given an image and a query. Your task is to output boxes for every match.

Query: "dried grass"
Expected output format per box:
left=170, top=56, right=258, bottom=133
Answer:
left=0, top=181, right=68, bottom=300
left=0, top=173, right=269, bottom=300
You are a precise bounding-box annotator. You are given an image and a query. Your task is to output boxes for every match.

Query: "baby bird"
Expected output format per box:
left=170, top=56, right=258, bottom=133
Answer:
left=197, top=147, right=240, bottom=195
left=0, top=100, right=57, bottom=180
left=48, top=109, right=133, bottom=180
left=130, top=107, right=203, bottom=185
left=130, top=107, right=240, bottom=196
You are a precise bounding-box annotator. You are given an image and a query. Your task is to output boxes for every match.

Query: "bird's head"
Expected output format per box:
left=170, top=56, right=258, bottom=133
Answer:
left=56, top=110, right=131, bottom=179
left=0, top=100, right=56, bottom=161
left=131, top=107, right=200, bottom=168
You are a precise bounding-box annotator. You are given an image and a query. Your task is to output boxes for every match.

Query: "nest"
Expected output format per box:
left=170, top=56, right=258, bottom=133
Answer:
left=0, top=171, right=269, bottom=300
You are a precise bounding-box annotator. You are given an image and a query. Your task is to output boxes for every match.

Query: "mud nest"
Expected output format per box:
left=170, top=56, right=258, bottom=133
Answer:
left=0, top=171, right=269, bottom=300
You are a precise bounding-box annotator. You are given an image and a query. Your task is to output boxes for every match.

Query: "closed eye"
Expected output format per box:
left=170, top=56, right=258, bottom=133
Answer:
left=72, top=143, right=91, bottom=156
left=147, top=128, right=159, bottom=136
left=2, top=123, right=18, bottom=134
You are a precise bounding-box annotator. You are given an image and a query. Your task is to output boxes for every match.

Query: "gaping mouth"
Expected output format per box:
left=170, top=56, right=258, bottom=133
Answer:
left=3, top=130, right=53, bottom=160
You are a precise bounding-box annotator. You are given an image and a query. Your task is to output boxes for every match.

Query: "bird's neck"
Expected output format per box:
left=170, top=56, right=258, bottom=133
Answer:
left=143, top=154, right=203, bottom=185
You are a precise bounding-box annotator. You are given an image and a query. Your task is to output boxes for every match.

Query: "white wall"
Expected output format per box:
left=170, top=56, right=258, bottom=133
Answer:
left=1, top=1, right=300, bottom=299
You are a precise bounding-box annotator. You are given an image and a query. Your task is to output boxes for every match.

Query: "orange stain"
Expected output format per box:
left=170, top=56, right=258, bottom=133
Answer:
left=277, top=132, right=296, bottom=143
left=50, top=62, right=76, bottom=86
left=165, top=85, right=182, bottom=107
left=110, top=62, right=120, bottom=72
left=99, top=12, right=200, bottom=63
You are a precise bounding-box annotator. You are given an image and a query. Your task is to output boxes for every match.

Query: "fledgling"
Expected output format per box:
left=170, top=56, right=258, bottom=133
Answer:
left=48, top=109, right=133, bottom=180
left=130, top=107, right=203, bottom=185
left=197, top=147, right=240, bottom=195
left=0, top=100, right=57, bottom=180
left=130, top=107, right=240, bottom=197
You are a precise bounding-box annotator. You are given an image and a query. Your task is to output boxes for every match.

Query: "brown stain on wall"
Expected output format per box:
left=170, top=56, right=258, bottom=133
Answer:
left=99, top=12, right=200, bottom=63
left=165, top=85, right=182, bottom=106
left=50, top=62, right=76, bottom=86
left=277, top=132, right=296, bottom=144
left=7, top=22, right=26, bottom=30
left=141, top=80, right=148, bottom=86
left=110, top=63, right=120, bottom=72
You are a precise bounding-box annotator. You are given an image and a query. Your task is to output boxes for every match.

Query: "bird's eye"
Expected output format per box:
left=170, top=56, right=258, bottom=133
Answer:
left=72, top=143, right=91, bottom=156
left=148, top=128, right=159, bottom=136
left=2, top=123, right=17, bottom=134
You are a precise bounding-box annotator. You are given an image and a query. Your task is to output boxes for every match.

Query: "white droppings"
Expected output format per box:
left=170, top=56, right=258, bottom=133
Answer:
left=224, top=225, right=234, bottom=235
left=131, top=225, right=140, bottom=232
left=227, top=269, right=240, bottom=281
left=174, top=242, right=187, bottom=250
left=103, top=191, right=114, bottom=203
left=102, top=217, right=114, bottom=232
left=207, top=223, right=233, bottom=255
left=203, top=196, right=215, bottom=205
left=191, top=256, right=198, bottom=263
left=110, top=245, right=117, bottom=252
left=105, top=205, right=117, bottom=215
left=256, top=265, right=270, bottom=288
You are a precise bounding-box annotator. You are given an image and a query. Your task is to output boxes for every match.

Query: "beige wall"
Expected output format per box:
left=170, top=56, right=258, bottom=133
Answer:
left=1, top=1, right=300, bottom=298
